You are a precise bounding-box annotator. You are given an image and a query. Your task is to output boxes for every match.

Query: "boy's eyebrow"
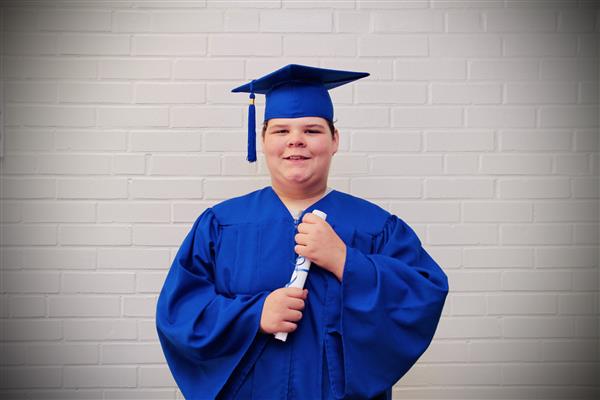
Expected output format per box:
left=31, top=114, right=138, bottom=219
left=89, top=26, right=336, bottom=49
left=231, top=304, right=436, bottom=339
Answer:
left=269, top=124, right=325, bottom=129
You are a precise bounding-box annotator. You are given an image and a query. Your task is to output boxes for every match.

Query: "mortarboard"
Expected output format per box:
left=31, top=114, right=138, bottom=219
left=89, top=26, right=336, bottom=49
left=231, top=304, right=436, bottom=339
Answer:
left=231, top=64, right=369, bottom=162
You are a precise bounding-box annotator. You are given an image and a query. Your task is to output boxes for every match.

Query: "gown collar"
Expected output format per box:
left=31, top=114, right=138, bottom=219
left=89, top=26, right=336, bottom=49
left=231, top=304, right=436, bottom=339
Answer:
left=266, top=186, right=336, bottom=221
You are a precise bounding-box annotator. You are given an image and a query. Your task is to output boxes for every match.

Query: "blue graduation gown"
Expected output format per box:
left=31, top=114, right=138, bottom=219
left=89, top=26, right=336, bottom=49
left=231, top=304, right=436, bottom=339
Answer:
left=156, top=187, right=448, bottom=400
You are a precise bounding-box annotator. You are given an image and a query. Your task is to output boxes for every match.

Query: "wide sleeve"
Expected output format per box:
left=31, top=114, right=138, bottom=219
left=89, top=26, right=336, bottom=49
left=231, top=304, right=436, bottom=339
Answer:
left=326, top=215, right=448, bottom=399
left=155, top=209, right=270, bottom=400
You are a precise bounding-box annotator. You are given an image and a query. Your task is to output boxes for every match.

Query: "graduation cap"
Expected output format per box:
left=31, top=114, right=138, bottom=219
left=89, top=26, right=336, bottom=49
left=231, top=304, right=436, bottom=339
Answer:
left=231, top=64, right=369, bottom=162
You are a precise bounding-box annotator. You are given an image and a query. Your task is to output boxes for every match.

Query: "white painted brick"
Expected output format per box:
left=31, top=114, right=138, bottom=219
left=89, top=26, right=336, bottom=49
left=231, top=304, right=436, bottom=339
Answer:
left=9, top=296, right=46, bottom=318
left=221, top=155, right=260, bottom=176
left=540, top=59, right=598, bottom=81
left=4, top=128, right=53, bottom=151
left=572, top=269, right=598, bottom=291
left=390, top=201, right=460, bottom=223
left=335, top=107, right=389, bottom=128
left=64, top=319, right=137, bottom=341
left=59, top=34, right=129, bottom=55
left=504, top=34, right=577, bottom=57
left=139, top=319, right=160, bottom=342
left=502, top=270, right=572, bottom=291
left=427, top=130, right=494, bottom=152
left=50, top=296, right=120, bottom=317
left=131, top=131, right=202, bottom=152
left=173, top=59, right=244, bottom=79
left=5, top=82, right=58, bottom=103
left=579, top=81, right=599, bottom=104
left=536, top=246, right=598, bottom=268
left=133, top=35, right=206, bottom=56
left=558, top=294, right=598, bottom=315
left=99, top=59, right=171, bottom=80
left=112, top=154, right=146, bottom=175
left=469, top=341, right=541, bottom=362
left=504, top=317, right=574, bottom=338
left=506, top=83, right=577, bottom=104
left=451, top=294, right=486, bottom=315
left=27, top=344, right=98, bottom=365
left=131, top=178, right=203, bottom=199
left=359, top=0, right=430, bottom=8
left=486, top=10, right=557, bottom=32
left=59, top=225, right=131, bottom=246
left=22, top=248, right=96, bottom=270
left=429, top=224, right=498, bottom=245
left=542, top=340, right=598, bottom=362
left=359, top=35, right=427, bottom=56
left=336, top=11, right=370, bottom=33
left=57, top=178, right=128, bottom=199
left=149, top=155, right=220, bottom=176
left=224, top=9, right=260, bottom=32
left=535, top=201, right=598, bottom=222
left=572, top=177, right=598, bottom=199
left=425, top=178, right=494, bottom=199
left=443, top=153, right=479, bottom=174
left=135, top=83, right=206, bottom=104
left=436, top=317, right=502, bottom=339
left=430, top=34, right=501, bottom=56
left=172, top=202, right=215, bottom=223
left=210, top=34, right=280, bottom=56
left=123, top=296, right=157, bottom=317
left=488, top=294, right=557, bottom=315
left=19, top=389, right=105, bottom=399
left=171, top=106, right=241, bottom=128
left=463, top=202, right=532, bottom=222
left=261, top=10, right=332, bottom=32
left=419, top=341, right=468, bottom=363
left=4, top=33, right=57, bottom=55
left=104, top=389, right=176, bottom=399
left=351, top=131, right=421, bottom=152
left=98, top=107, right=169, bottom=128
left=98, top=202, right=170, bottom=223
left=481, top=154, right=552, bottom=175
left=558, top=10, right=597, bottom=32
left=139, top=366, right=177, bottom=388
left=137, top=272, right=168, bottom=293
left=1, top=178, right=56, bottom=199
left=3, top=9, right=38, bottom=32
left=469, top=59, right=538, bottom=81
left=392, top=107, right=463, bottom=128
left=1, top=343, right=27, bottom=365
left=573, top=223, right=599, bottom=245
left=98, top=248, right=171, bottom=270
left=6, top=105, right=95, bottom=127
left=150, top=10, right=223, bottom=32
left=102, top=343, right=164, bottom=364
left=350, top=177, right=421, bottom=199
left=1, top=367, right=62, bottom=389
left=38, top=10, right=112, bottom=32
left=500, top=130, right=572, bottom=152
left=499, top=178, right=571, bottom=199
left=540, top=106, right=598, bottom=129
left=203, top=131, right=246, bottom=152
left=1, top=201, right=21, bottom=223
left=203, top=178, right=270, bottom=199
left=24, top=189, right=66, bottom=216
left=373, top=10, right=444, bottom=32
left=59, top=82, right=132, bottom=104
left=356, top=83, right=426, bottom=104
left=446, top=11, right=484, bottom=32
left=133, top=225, right=189, bottom=246
left=503, top=363, right=597, bottom=385
left=37, top=154, right=112, bottom=175
left=112, top=11, right=152, bottom=32
left=578, top=34, right=599, bottom=57
left=426, top=365, right=502, bottom=385
left=464, top=247, right=533, bottom=268
left=4, top=57, right=97, bottom=79
left=395, top=59, right=466, bottom=81
left=370, top=155, right=443, bottom=175
left=330, top=154, right=369, bottom=175
left=575, top=316, right=598, bottom=338
left=1, top=224, right=57, bottom=246
left=3, top=271, right=59, bottom=293
left=1, top=154, right=38, bottom=174
left=64, top=366, right=136, bottom=388
left=55, top=130, right=127, bottom=151
left=467, top=106, right=536, bottom=128
left=502, top=224, right=572, bottom=245
left=283, top=34, right=359, bottom=57
left=62, top=273, right=136, bottom=294
left=4, top=320, right=62, bottom=341
left=431, top=83, right=502, bottom=105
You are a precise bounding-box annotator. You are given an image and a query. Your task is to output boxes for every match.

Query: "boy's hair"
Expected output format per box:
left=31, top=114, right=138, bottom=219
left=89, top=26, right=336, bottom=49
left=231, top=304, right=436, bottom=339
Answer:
left=261, top=119, right=336, bottom=138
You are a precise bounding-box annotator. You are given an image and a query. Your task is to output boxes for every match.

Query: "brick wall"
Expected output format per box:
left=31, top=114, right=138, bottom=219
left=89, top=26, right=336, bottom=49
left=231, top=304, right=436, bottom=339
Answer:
left=0, top=1, right=598, bottom=399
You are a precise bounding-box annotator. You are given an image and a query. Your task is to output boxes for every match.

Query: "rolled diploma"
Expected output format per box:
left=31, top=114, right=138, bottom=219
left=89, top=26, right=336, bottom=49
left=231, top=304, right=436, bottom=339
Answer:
left=274, top=209, right=327, bottom=342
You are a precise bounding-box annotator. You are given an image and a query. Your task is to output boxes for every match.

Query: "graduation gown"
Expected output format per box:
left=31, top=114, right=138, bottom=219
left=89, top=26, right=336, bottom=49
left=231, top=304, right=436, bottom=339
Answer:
left=156, top=187, right=448, bottom=400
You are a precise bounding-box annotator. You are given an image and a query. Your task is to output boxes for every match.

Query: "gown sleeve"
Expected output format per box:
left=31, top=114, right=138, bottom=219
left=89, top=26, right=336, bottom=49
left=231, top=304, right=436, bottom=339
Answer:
left=326, top=214, right=448, bottom=399
left=155, top=208, right=270, bottom=400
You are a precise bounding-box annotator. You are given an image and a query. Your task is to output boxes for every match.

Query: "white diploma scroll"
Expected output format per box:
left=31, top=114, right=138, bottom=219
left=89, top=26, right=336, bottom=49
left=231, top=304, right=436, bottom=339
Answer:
left=274, top=209, right=327, bottom=342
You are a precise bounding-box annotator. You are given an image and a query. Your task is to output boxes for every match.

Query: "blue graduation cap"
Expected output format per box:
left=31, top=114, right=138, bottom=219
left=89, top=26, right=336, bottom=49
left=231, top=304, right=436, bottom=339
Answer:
left=231, top=64, right=369, bottom=162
